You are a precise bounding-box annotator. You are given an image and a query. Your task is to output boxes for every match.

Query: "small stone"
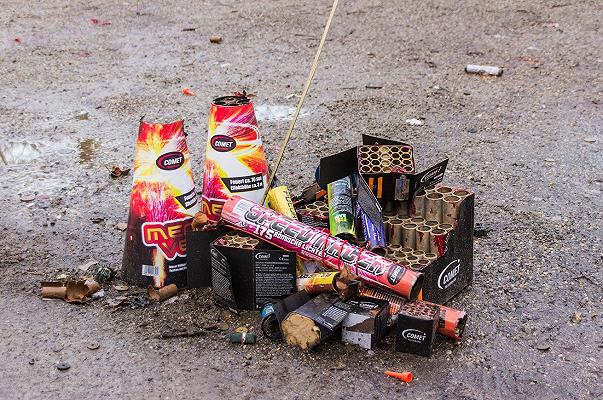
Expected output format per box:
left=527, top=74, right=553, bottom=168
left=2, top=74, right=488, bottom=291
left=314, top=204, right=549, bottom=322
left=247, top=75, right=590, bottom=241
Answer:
left=29, top=358, right=35, bottom=365
left=446, top=349, right=453, bottom=355
left=235, top=326, right=248, bottom=333
left=113, top=284, right=129, bottom=291
left=209, top=35, right=222, bottom=44
left=115, top=222, right=128, bottom=231
left=218, top=322, right=229, bottom=331
left=468, top=127, right=477, bottom=133
left=536, top=342, right=550, bottom=351
left=405, top=118, right=424, bottom=126
left=244, top=354, right=252, bottom=360
left=87, top=342, right=100, bottom=350
left=584, top=137, right=596, bottom=143
left=56, top=362, right=70, bottom=371
left=75, top=111, right=89, bottom=120
left=570, top=312, right=582, bottom=324
left=19, top=192, right=36, bottom=202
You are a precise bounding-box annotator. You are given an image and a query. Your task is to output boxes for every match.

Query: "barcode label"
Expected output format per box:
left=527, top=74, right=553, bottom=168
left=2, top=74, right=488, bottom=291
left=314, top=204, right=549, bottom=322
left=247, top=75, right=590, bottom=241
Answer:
left=142, top=264, right=160, bottom=277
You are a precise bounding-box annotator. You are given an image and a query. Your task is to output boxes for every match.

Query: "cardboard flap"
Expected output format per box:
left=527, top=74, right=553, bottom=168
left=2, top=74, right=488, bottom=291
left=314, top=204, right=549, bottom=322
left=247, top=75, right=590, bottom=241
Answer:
left=362, top=134, right=411, bottom=147
left=210, top=245, right=239, bottom=313
left=409, top=159, right=449, bottom=198
left=318, top=147, right=358, bottom=187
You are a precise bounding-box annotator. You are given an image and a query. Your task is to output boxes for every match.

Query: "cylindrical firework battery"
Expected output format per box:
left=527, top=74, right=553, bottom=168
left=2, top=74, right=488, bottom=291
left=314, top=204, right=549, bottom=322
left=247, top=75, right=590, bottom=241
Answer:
left=425, top=192, right=443, bottom=223
left=430, top=228, right=448, bottom=256
left=221, top=196, right=423, bottom=299
left=411, top=190, right=426, bottom=218
left=230, top=332, right=257, bottom=344
left=402, top=223, right=417, bottom=249
left=328, top=176, right=357, bottom=242
left=201, top=94, right=269, bottom=222
left=443, top=195, right=462, bottom=225
left=415, top=225, right=432, bottom=252
left=122, top=119, right=200, bottom=288
left=296, top=272, right=340, bottom=294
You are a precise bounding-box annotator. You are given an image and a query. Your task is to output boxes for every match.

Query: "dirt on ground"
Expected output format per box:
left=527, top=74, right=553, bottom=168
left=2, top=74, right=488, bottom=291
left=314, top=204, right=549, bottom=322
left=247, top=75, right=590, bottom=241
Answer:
left=0, top=0, right=601, bottom=399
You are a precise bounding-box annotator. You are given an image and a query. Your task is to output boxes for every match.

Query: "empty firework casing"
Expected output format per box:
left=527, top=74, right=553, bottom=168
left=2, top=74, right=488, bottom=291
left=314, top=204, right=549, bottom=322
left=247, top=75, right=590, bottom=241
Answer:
left=415, top=226, right=432, bottom=252
left=430, top=228, right=448, bottom=256
left=411, top=250, right=426, bottom=260
left=281, top=293, right=351, bottom=350
left=221, top=196, right=424, bottom=299
left=395, top=201, right=409, bottom=218
left=411, top=190, right=426, bottom=218
left=424, top=220, right=439, bottom=229
left=443, top=195, right=462, bottom=225
left=261, top=291, right=312, bottom=340
left=410, top=263, right=425, bottom=271
left=201, top=94, right=269, bottom=222
left=424, top=185, right=437, bottom=194
left=229, top=332, right=257, bottom=344
left=148, top=283, right=178, bottom=301
left=389, top=219, right=404, bottom=245
left=424, top=252, right=438, bottom=262
left=410, top=217, right=425, bottom=227
left=359, top=286, right=467, bottom=340
left=328, top=176, right=357, bottom=242
left=465, top=64, right=503, bottom=76
left=341, top=297, right=390, bottom=350
left=453, top=189, right=471, bottom=199
left=382, top=200, right=395, bottom=216
left=395, top=301, right=440, bottom=357
left=435, top=185, right=453, bottom=195
left=406, top=255, right=420, bottom=264
left=296, top=271, right=341, bottom=295
left=438, top=223, right=453, bottom=233
left=122, top=118, right=200, bottom=288
left=425, top=192, right=443, bottom=223
left=402, top=223, right=418, bottom=249
left=400, top=247, right=414, bottom=254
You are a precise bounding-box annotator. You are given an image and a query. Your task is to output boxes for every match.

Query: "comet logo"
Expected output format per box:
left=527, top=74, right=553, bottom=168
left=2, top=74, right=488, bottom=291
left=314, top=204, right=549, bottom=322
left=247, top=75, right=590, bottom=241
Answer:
left=255, top=252, right=271, bottom=260
left=438, top=259, right=461, bottom=289
left=420, top=167, right=442, bottom=183
left=211, top=135, right=236, bottom=152
left=142, top=218, right=191, bottom=260
left=402, top=329, right=426, bottom=343
left=156, top=152, right=184, bottom=170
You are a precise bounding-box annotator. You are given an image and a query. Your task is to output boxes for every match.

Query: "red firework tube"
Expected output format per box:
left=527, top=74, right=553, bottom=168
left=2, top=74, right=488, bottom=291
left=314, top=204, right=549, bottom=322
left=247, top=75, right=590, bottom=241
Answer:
left=359, top=286, right=467, bottom=340
left=221, top=196, right=423, bottom=299
left=122, top=119, right=200, bottom=288
left=201, top=94, right=269, bottom=222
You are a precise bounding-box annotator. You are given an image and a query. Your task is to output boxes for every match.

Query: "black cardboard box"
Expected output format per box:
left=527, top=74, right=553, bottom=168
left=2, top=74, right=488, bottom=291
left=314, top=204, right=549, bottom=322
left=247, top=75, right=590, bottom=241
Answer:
left=395, top=301, right=440, bottom=356
left=186, top=227, right=227, bottom=288
left=341, top=297, right=390, bottom=350
left=210, top=239, right=297, bottom=311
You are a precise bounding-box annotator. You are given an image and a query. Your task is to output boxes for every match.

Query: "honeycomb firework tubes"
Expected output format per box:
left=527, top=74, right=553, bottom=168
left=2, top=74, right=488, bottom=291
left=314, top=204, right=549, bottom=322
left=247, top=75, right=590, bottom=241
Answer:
left=221, top=196, right=423, bottom=300
left=201, top=95, right=269, bottom=222
left=122, top=119, right=200, bottom=288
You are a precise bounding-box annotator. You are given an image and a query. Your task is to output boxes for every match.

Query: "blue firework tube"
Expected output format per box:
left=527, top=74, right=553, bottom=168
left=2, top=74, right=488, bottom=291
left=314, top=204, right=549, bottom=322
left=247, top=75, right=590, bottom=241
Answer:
left=327, top=176, right=356, bottom=242
left=358, top=207, right=386, bottom=255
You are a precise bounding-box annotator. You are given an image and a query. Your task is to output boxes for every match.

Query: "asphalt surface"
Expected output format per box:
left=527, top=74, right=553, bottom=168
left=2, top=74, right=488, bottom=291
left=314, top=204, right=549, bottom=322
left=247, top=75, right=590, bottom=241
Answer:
left=0, top=0, right=601, bottom=399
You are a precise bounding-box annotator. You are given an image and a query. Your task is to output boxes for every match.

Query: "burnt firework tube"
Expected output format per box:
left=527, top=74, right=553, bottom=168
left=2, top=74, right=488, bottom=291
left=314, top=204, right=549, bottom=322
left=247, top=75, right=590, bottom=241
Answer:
left=221, top=196, right=423, bottom=299
left=122, top=119, right=200, bottom=288
left=327, top=176, right=357, bottom=242
left=201, top=94, right=269, bottom=222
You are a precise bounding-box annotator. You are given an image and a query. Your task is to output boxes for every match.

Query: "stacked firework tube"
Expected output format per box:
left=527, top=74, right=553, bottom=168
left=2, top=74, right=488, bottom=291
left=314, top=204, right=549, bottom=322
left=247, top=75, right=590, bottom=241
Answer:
left=357, top=145, right=415, bottom=175
left=122, top=119, right=200, bottom=288
left=220, top=196, right=423, bottom=300
left=200, top=94, right=270, bottom=223
left=214, top=231, right=261, bottom=249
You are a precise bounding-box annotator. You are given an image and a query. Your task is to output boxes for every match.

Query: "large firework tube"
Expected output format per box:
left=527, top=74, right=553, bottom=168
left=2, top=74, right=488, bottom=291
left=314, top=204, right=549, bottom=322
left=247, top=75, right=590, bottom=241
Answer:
left=415, top=225, right=432, bottom=252
left=359, top=286, right=467, bottom=341
left=327, top=176, right=357, bottom=242
left=201, top=95, right=269, bottom=222
left=296, top=271, right=340, bottom=294
left=268, top=185, right=305, bottom=275
left=442, top=194, right=462, bottom=225
left=122, top=119, right=200, bottom=288
left=221, top=196, right=423, bottom=299
left=425, top=192, right=443, bottom=223
left=411, top=190, right=426, bottom=218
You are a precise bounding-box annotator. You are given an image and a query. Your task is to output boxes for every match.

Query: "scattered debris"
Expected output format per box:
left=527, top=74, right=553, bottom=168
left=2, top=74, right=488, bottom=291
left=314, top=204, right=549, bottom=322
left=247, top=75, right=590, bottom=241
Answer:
left=234, top=326, right=248, bottom=333
left=0, top=141, right=42, bottom=165
left=160, top=328, right=205, bottom=339
left=584, top=137, right=596, bottom=143
left=365, top=84, right=383, bottom=89
left=56, top=362, right=70, bottom=371
left=75, top=111, right=90, bottom=120
left=87, top=343, right=100, bottom=350
left=90, top=18, right=112, bottom=26
left=465, top=64, right=503, bottom=76
left=385, top=370, right=413, bottom=383
left=90, top=217, right=105, bottom=224
left=467, top=127, right=477, bottom=133
left=182, top=27, right=198, bottom=32
left=474, top=222, right=491, bottom=237
left=536, top=342, right=551, bottom=351
left=92, top=264, right=115, bottom=283
left=182, top=88, right=197, bottom=96
left=148, top=284, right=178, bottom=302
left=217, top=322, right=230, bottom=331
left=570, top=312, right=582, bottom=324
left=91, top=289, right=106, bottom=300
left=114, top=222, right=128, bottom=231
left=19, top=192, right=36, bottom=202
left=230, top=332, right=256, bottom=344
left=209, top=35, right=223, bottom=44
left=110, top=166, right=130, bottom=178
left=405, top=118, right=425, bottom=126
left=14, top=37, right=21, bottom=43
left=113, top=284, right=129, bottom=291
left=78, top=260, right=99, bottom=273
left=542, top=21, right=560, bottom=28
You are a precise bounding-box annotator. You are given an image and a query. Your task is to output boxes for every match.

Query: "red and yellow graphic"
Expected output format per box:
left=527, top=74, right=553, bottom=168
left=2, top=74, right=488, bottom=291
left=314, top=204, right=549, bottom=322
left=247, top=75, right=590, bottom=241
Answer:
left=122, top=119, right=200, bottom=288
left=201, top=95, right=269, bottom=222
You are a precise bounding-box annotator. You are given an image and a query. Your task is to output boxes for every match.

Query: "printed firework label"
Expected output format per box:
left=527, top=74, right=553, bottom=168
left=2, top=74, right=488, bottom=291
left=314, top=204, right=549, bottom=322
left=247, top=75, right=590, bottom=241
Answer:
left=122, top=119, right=200, bottom=288
left=201, top=96, right=269, bottom=222
left=221, top=196, right=423, bottom=299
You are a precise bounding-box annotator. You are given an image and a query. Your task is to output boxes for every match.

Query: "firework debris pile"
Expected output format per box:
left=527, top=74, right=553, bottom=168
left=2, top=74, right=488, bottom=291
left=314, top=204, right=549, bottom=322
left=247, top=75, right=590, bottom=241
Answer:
left=38, top=93, right=475, bottom=367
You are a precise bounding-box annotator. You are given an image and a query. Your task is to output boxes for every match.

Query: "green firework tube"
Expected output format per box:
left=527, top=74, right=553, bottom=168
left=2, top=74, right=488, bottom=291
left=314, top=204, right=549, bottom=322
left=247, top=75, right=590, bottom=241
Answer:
left=327, top=176, right=357, bottom=242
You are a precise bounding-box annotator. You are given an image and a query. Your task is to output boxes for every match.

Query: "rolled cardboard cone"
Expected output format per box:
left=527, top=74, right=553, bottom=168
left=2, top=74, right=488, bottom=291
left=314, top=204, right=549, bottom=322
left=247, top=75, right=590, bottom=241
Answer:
left=148, top=283, right=178, bottom=301
left=430, top=228, right=448, bottom=256
left=402, top=223, right=417, bottom=249
left=443, top=195, right=462, bottom=224
left=389, top=219, right=403, bottom=245
left=425, top=192, right=443, bottom=223
left=41, top=283, right=66, bottom=299
left=410, top=190, right=426, bottom=218
left=415, top=226, right=432, bottom=253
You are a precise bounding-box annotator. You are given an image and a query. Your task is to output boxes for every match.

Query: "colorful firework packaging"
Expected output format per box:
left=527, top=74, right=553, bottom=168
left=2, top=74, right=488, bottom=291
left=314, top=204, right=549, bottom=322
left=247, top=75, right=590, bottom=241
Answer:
left=220, top=196, right=424, bottom=300
left=327, top=176, right=357, bottom=242
left=122, top=119, right=200, bottom=288
left=201, top=94, right=269, bottom=223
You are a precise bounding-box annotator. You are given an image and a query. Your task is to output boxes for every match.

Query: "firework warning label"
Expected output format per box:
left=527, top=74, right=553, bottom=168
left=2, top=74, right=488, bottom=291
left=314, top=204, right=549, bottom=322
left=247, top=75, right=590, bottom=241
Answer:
left=175, top=187, right=198, bottom=210
left=222, top=173, right=264, bottom=193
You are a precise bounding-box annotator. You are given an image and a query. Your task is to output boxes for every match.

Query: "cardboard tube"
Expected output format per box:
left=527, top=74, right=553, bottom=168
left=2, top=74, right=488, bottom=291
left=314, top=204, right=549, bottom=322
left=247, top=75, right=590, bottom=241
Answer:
left=383, top=200, right=395, bottom=216
left=410, top=217, right=425, bottom=227
left=424, top=185, right=437, bottom=194
left=402, top=223, right=417, bottom=249
left=430, top=228, right=448, bottom=256
left=40, top=283, right=67, bottom=299
left=424, top=252, right=438, bottom=261
left=411, top=191, right=426, bottom=218
left=411, top=250, right=425, bottom=260
left=148, top=283, right=178, bottom=301
left=424, top=220, right=439, bottom=229
left=415, top=226, right=431, bottom=252
left=400, top=247, right=414, bottom=255
left=406, top=255, right=419, bottom=264
left=453, top=189, right=471, bottom=199
left=425, top=192, right=443, bottom=223
left=435, top=186, right=453, bottom=195
left=438, top=223, right=453, bottom=232
left=389, top=219, right=403, bottom=245
left=443, top=195, right=462, bottom=224
left=396, top=201, right=409, bottom=218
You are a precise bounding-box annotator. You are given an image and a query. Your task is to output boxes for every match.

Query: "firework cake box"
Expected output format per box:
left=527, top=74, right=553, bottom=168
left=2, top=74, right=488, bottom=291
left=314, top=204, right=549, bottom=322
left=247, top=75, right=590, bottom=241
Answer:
left=209, top=231, right=297, bottom=311
left=316, top=135, right=473, bottom=305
